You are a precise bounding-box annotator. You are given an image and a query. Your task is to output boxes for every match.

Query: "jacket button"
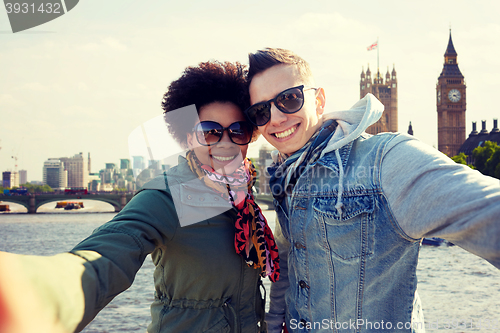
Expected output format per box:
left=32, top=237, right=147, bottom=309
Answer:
left=294, top=242, right=306, bottom=249
left=299, top=280, right=310, bottom=289
left=187, top=195, right=192, bottom=200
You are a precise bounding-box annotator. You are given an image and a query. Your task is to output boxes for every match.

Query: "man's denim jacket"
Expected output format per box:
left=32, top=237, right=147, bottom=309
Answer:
left=268, top=132, right=500, bottom=333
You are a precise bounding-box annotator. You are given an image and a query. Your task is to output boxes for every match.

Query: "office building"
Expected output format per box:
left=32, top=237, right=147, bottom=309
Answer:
left=132, top=156, right=145, bottom=170
left=19, top=169, right=27, bottom=185
left=120, top=159, right=130, bottom=170
left=43, top=159, right=68, bottom=189
left=59, top=152, right=88, bottom=189
left=2, top=171, right=19, bottom=188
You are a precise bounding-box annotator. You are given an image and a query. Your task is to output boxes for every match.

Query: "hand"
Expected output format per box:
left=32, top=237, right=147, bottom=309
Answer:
left=0, top=251, right=67, bottom=333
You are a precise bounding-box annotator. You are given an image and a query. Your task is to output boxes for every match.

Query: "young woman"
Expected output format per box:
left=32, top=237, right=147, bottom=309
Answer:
left=0, top=61, right=279, bottom=333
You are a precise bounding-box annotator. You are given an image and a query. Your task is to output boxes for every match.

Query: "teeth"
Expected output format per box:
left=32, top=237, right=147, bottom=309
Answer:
left=212, top=155, right=237, bottom=161
left=274, top=126, right=296, bottom=139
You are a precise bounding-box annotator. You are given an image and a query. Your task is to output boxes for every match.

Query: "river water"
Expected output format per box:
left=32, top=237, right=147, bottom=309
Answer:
left=0, top=201, right=499, bottom=332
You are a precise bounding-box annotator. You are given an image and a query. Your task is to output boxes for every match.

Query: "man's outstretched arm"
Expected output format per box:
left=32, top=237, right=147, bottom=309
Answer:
left=381, top=134, right=500, bottom=268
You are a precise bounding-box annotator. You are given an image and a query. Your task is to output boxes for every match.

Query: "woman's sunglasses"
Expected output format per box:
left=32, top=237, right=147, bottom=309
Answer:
left=244, top=85, right=317, bottom=126
left=193, top=121, right=253, bottom=146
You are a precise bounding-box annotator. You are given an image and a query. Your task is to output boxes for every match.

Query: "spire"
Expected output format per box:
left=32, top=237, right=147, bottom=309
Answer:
left=470, top=122, right=478, bottom=136
left=407, top=122, right=414, bottom=136
left=480, top=120, right=489, bottom=134
left=492, top=119, right=499, bottom=133
left=445, top=29, right=457, bottom=56
left=439, top=30, right=463, bottom=79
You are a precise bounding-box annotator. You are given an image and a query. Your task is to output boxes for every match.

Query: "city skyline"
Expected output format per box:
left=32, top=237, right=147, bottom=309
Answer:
left=1, top=1, right=499, bottom=181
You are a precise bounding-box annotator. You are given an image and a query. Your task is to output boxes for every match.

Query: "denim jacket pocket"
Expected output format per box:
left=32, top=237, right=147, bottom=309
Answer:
left=313, top=194, right=374, bottom=260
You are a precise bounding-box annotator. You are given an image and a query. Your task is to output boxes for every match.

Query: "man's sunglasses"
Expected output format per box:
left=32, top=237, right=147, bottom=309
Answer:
left=244, top=85, right=317, bottom=126
left=193, top=121, right=253, bottom=146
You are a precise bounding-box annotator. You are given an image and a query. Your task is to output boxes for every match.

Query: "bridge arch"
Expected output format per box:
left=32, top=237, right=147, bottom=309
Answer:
left=0, top=198, right=29, bottom=212
left=36, top=199, right=116, bottom=212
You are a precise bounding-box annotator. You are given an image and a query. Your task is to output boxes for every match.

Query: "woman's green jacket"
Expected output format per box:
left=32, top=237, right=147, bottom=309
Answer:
left=53, top=156, right=265, bottom=332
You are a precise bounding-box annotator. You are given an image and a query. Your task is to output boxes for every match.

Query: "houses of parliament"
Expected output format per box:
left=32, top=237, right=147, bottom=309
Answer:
left=359, top=30, right=499, bottom=158
left=360, top=64, right=398, bottom=135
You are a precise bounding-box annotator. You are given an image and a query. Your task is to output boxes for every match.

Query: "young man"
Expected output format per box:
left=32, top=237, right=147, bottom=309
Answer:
left=245, top=48, right=500, bottom=333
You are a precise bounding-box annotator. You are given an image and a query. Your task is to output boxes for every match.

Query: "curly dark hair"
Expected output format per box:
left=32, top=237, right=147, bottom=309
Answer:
left=162, top=61, right=256, bottom=147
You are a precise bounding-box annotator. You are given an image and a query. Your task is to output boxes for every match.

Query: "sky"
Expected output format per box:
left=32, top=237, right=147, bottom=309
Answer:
left=1, top=0, right=499, bottom=182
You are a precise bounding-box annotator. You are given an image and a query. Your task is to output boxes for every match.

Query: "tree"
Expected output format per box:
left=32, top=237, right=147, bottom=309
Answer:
left=450, top=152, right=475, bottom=169
left=39, top=184, right=54, bottom=193
left=20, top=183, right=54, bottom=193
left=451, top=152, right=467, bottom=165
left=472, top=141, right=500, bottom=179
left=485, top=148, right=500, bottom=179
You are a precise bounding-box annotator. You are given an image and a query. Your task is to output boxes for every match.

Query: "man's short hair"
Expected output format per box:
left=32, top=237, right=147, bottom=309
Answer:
left=248, top=48, right=313, bottom=84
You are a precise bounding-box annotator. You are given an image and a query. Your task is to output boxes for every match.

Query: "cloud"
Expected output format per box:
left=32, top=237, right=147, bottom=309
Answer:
left=75, top=37, right=127, bottom=54
left=0, top=94, right=25, bottom=107
left=23, top=82, right=51, bottom=92
left=295, top=12, right=379, bottom=38
left=77, top=82, right=89, bottom=91
left=75, top=42, right=101, bottom=52
left=59, top=104, right=100, bottom=117
left=101, top=37, right=127, bottom=50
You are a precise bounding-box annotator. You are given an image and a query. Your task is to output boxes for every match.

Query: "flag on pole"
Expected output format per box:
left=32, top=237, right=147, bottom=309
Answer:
left=367, top=41, right=377, bottom=51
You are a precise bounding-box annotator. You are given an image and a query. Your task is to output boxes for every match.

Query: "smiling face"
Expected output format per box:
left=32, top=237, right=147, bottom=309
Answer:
left=187, top=101, right=249, bottom=173
left=249, top=64, right=325, bottom=156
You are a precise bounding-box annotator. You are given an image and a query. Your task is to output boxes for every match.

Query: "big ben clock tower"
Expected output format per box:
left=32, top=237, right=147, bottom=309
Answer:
left=437, top=30, right=466, bottom=156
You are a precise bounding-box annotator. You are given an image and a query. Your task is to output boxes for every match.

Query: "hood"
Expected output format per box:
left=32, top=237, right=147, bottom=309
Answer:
left=320, top=93, right=384, bottom=158
left=320, top=93, right=383, bottom=216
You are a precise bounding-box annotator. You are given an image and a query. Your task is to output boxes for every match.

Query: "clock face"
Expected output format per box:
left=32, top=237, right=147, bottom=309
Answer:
left=448, top=89, right=461, bottom=102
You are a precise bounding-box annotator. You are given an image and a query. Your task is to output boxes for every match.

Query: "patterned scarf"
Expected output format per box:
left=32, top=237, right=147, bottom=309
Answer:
left=186, top=150, right=280, bottom=282
left=268, top=119, right=338, bottom=207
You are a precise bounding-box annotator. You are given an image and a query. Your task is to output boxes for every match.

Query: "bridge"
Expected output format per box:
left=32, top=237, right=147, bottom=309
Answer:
left=0, top=193, right=135, bottom=213
left=0, top=193, right=274, bottom=214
